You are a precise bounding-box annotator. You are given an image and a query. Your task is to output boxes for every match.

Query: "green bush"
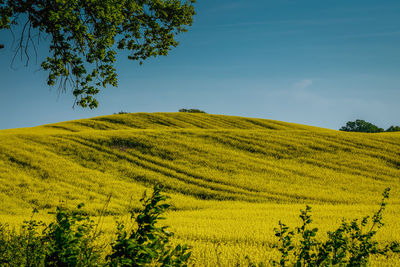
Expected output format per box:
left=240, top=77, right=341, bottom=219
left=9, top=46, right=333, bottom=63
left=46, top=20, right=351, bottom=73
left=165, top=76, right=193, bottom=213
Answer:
left=0, top=216, right=47, bottom=266
left=107, top=184, right=191, bottom=266
left=248, top=188, right=400, bottom=266
left=0, top=185, right=191, bottom=267
left=44, top=204, right=101, bottom=266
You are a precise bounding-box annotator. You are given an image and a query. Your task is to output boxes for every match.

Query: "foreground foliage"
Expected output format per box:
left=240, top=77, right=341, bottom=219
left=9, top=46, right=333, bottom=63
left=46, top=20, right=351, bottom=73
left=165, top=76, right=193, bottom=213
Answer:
left=0, top=0, right=195, bottom=108
left=0, top=185, right=191, bottom=266
left=1, top=185, right=399, bottom=266
left=265, top=188, right=400, bottom=266
left=107, top=185, right=191, bottom=266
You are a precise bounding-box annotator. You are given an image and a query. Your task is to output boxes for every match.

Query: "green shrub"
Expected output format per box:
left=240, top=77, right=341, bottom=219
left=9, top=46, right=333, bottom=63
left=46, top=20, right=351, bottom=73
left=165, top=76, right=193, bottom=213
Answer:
left=107, top=184, right=191, bottom=266
left=0, top=185, right=191, bottom=267
left=44, top=203, right=101, bottom=266
left=263, top=188, right=400, bottom=266
left=0, top=215, right=46, bottom=266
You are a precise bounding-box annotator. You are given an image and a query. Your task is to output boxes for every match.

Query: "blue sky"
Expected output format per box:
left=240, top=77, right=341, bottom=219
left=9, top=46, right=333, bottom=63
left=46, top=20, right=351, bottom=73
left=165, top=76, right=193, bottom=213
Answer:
left=0, top=0, right=399, bottom=130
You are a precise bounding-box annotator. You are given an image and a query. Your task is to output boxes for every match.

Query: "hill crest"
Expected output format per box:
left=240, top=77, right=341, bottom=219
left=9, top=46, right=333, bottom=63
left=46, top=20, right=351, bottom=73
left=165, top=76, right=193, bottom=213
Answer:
left=0, top=112, right=399, bottom=216
left=2, top=112, right=327, bottom=134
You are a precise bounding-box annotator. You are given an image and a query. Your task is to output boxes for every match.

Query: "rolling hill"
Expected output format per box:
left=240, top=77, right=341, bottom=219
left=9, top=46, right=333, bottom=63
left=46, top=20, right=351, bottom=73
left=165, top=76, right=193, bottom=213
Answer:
left=1, top=112, right=399, bottom=265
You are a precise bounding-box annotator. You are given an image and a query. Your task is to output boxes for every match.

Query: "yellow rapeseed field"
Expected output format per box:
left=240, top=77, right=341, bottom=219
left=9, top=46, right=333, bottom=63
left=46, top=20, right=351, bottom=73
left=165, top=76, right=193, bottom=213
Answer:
left=0, top=112, right=399, bottom=265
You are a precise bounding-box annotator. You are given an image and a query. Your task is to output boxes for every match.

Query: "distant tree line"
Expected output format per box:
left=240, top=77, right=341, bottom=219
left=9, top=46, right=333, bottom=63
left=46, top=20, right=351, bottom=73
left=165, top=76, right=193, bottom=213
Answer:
left=179, top=108, right=206, bottom=113
left=340, top=119, right=400, bottom=133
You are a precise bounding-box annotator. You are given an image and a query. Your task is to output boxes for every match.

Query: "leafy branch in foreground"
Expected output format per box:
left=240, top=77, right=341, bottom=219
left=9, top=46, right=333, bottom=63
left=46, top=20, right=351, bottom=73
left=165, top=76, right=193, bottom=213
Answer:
left=0, top=0, right=195, bottom=108
left=0, top=184, right=191, bottom=266
left=107, top=184, right=192, bottom=266
left=44, top=203, right=101, bottom=266
left=267, top=187, right=400, bottom=266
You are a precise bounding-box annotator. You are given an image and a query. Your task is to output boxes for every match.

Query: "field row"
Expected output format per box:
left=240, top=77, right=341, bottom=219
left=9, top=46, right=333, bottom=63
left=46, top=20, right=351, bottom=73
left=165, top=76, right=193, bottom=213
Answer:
left=0, top=126, right=399, bottom=215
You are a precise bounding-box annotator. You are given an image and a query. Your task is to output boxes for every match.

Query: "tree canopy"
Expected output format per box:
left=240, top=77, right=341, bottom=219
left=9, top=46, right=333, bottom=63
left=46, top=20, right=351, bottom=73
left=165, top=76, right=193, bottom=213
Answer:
left=386, top=125, right=400, bottom=132
left=339, top=119, right=400, bottom=133
left=340, top=120, right=384, bottom=133
left=179, top=108, right=206, bottom=113
left=0, top=0, right=195, bottom=108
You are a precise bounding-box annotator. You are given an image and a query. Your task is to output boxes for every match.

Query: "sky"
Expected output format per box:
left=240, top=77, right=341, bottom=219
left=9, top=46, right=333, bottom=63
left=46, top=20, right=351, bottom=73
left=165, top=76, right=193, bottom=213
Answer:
left=0, top=0, right=399, bottom=130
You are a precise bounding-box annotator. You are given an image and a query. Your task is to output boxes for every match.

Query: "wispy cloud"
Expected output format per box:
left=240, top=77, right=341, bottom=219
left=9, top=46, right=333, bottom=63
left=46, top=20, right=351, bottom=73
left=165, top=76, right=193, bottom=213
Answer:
left=343, top=31, right=400, bottom=38
left=216, top=21, right=271, bottom=28
left=216, top=17, right=372, bottom=28
left=208, top=2, right=249, bottom=13
left=293, top=79, right=313, bottom=90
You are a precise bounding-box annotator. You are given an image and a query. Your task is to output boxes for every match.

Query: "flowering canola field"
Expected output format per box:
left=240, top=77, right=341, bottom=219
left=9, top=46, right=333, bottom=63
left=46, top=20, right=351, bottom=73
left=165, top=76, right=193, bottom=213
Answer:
left=0, top=112, right=399, bottom=265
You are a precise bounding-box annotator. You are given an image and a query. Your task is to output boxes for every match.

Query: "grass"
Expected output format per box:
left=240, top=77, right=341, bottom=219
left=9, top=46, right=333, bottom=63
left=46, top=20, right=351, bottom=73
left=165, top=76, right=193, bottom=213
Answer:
left=0, top=112, right=399, bottom=265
